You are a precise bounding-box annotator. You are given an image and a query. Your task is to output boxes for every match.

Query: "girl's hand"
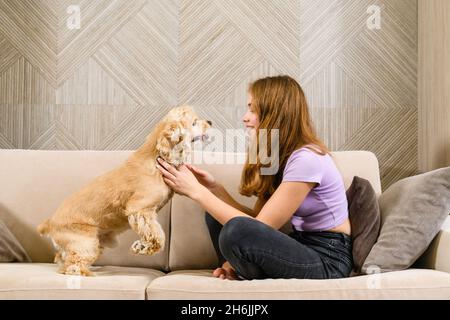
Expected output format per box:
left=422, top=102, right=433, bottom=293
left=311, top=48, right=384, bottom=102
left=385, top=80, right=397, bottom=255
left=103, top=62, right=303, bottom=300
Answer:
left=156, top=158, right=206, bottom=199
left=185, top=164, right=218, bottom=190
left=212, top=261, right=238, bottom=280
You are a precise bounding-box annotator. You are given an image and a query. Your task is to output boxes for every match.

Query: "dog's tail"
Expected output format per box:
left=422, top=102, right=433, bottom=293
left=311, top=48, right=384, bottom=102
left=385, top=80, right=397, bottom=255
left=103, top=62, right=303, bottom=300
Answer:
left=37, top=219, right=51, bottom=236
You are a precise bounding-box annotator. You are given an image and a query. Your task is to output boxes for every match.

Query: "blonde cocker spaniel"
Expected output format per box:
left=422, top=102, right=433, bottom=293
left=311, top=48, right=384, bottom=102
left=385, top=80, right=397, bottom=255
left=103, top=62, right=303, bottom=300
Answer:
left=37, top=106, right=211, bottom=276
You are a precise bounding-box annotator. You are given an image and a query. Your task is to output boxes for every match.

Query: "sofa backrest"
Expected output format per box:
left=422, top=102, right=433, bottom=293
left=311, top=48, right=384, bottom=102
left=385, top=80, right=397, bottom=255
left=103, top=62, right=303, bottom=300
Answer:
left=0, top=149, right=382, bottom=272
left=0, top=150, right=170, bottom=271
left=168, top=151, right=382, bottom=270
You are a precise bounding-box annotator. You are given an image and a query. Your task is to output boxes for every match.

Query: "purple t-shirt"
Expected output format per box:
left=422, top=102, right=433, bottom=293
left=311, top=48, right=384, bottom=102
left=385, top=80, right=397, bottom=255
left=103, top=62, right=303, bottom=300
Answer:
left=282, top=145, right=348, bottom=232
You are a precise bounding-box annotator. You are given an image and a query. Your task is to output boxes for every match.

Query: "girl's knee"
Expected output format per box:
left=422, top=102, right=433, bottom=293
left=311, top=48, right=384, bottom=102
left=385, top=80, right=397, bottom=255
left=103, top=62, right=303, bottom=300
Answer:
left=222, top=216, right=254, bottom=236
left=219, top=216, right=256, bottom=252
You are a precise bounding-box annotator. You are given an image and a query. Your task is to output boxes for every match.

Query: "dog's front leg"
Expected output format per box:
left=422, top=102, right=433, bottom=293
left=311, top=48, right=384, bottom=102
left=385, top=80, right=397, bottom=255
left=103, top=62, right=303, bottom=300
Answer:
left=127, top=209, right=165, bottom=255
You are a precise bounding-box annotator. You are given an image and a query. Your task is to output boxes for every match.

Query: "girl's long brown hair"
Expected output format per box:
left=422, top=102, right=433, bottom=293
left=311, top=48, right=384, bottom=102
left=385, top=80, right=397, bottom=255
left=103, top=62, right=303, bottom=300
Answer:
left=239, top=75, right=331, bottom=200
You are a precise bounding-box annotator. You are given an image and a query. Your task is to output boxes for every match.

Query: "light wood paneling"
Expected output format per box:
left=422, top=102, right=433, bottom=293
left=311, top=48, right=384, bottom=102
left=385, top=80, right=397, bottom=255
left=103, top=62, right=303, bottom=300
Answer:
left=0, top=0, right=419, bottom=191
left=418, top=0, right=450, bottom=172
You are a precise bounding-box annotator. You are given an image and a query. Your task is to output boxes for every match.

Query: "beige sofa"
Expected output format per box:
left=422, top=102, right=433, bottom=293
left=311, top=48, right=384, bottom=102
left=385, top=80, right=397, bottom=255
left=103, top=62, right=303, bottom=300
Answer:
left=1, top=149, right=450, bottom=300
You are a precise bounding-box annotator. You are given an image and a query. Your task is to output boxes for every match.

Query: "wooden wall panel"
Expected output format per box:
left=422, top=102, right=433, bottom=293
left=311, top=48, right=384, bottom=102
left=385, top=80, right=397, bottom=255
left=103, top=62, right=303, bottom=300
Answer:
left=418, top=0, right=450, bottom=172
left=0, top=0, right=418, bottom=190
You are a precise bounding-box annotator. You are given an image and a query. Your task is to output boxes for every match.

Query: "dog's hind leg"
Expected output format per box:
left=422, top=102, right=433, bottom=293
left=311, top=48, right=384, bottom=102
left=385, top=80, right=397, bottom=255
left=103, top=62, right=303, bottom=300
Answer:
left=127, top=209, right=165, bottom=255
left=61, top=232, right=100, bottom=276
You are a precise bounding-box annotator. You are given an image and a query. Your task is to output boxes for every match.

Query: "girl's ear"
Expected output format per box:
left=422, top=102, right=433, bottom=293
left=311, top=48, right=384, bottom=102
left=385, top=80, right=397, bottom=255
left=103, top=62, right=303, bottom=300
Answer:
left=156, top=121, right=185, bottom=162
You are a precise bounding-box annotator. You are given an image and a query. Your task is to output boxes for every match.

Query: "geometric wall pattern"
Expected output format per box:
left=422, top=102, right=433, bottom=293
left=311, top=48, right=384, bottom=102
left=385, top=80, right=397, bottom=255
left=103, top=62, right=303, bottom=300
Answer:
left=0, top=0, right=418, bottom=191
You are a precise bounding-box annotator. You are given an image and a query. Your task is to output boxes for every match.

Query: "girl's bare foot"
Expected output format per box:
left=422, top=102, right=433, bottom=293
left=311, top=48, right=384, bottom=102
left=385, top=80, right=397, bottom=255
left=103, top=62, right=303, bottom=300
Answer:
left=212, top=262, right=238, bottom=280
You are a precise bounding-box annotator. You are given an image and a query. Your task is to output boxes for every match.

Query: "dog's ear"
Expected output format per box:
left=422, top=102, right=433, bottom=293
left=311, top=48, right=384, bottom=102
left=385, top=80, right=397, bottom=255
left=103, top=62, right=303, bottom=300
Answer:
left=156, top=120, right=187, bottom=163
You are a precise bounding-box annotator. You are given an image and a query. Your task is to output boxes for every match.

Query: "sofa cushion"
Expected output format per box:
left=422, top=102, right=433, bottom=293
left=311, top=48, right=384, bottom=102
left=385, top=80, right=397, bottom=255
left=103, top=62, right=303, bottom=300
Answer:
left=0, top=263, right=164, bottom=300
left=146, top=269, right=450, bottom=300
left=169, top=151, right=382, bottom=271
left=0, top=150, right=170, bottom=270
left=346, top=176, right=381, bottom=276
left=414, top=216, right=450, bottom=273
left=362, top=167, right=450, bottom=274
left=0, top=219, right=31, bottom=262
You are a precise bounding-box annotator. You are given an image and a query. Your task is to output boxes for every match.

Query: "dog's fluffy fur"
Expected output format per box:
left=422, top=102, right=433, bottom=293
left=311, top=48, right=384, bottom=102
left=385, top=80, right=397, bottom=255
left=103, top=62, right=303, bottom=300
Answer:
left=37, top=106, right=211, bottom=276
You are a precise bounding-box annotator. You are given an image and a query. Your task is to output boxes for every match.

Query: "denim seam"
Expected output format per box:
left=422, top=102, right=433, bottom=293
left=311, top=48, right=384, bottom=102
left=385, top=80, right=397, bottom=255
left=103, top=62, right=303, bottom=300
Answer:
left=325, top=249, right=353, bottom=265
left=239, top=247, right=324, bottom=269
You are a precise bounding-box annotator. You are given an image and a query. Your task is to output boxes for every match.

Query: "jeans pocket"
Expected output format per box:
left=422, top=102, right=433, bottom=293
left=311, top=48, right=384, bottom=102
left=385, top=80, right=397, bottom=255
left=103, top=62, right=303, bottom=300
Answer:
left=322, top=256, right=346, bottom=279
left=327, top=241, right=353, bottom=277
left=339, top=255, right=353, bottom=277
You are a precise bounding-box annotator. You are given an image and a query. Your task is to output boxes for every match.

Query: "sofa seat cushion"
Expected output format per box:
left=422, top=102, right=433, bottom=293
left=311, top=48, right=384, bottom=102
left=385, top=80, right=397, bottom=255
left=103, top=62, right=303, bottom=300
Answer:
left=146, top=269, right=450, bottom=300
left=0, top=263, right=164, bottom=300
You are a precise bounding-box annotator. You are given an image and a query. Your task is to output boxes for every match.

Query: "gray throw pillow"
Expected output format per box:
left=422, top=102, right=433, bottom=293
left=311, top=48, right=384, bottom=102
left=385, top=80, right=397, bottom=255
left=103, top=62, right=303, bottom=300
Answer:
left=0, top=219, right=31, bottom=262
left=346, top=176, right=381, bottom=276
left=362, top=166, right=450, bottom=274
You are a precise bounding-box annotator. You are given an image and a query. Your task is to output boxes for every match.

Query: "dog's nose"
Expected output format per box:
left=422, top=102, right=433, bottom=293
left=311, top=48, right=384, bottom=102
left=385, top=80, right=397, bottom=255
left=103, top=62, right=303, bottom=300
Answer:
left=207, top=120, right=212, bottom=126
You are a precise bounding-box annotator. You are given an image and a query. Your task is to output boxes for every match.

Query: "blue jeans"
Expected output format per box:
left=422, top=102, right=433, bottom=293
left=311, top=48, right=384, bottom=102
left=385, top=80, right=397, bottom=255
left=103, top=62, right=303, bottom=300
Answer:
left=205, top=213, right=353, bottom=280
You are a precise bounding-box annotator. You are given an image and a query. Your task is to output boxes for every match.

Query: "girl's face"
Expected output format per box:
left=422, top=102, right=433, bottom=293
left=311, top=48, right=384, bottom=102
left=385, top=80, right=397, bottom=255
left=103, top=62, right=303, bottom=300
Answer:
left=242, top=93, right=260, bottom=133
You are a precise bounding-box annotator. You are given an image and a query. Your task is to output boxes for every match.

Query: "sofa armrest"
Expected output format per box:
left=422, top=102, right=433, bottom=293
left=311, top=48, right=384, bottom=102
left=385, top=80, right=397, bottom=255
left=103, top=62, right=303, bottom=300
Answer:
left=415, top=216, right=450, bottom=272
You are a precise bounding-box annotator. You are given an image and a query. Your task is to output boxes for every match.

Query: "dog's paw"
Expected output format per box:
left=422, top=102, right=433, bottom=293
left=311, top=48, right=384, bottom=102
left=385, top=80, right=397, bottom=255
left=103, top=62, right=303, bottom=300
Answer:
left=63, top=264, right=93, bottom=276
left=131, top=240, right=146, bottom=254
left=131, top=240, right=153, bottom=255
left=131, top=239, right=163, bottom=255
left=64, top=264, right=81, bottom=275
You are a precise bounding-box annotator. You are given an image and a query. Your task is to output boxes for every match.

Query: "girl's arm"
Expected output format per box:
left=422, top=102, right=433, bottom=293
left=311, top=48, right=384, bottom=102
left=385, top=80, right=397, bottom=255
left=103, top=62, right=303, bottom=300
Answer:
left=209, top=184, right=265, bottom=218
left=193, top=181, right=314, bottom=228
left=156, top=159, right=313, bottom=229
left=187, top=164, right=264, bottom=217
